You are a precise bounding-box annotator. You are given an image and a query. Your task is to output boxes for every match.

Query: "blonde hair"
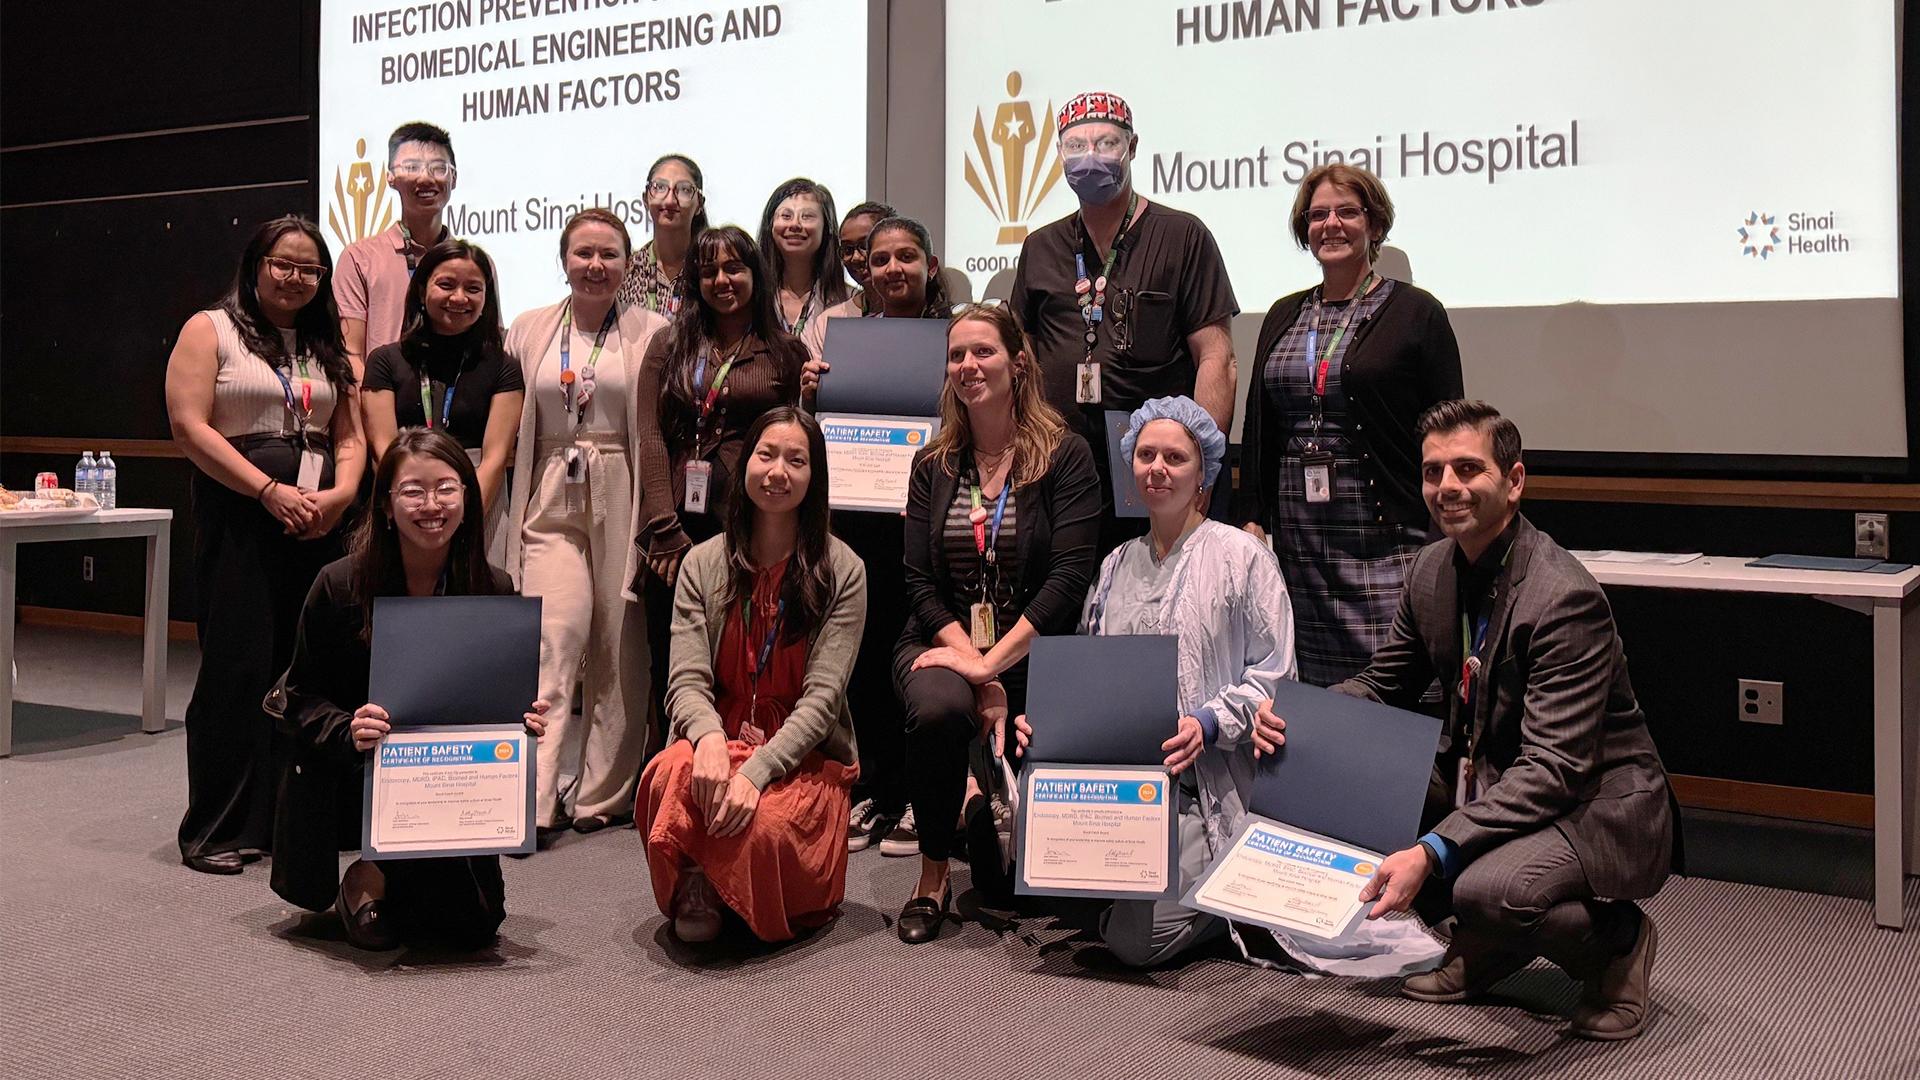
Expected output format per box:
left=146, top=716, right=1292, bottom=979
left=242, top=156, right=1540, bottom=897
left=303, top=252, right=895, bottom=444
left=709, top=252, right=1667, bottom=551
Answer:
left=926, top=304, right=1066, bottom=489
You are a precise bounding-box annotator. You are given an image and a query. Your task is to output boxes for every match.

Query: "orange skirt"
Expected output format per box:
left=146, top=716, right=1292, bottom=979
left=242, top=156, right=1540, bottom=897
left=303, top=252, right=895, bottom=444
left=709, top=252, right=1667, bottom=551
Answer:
left=639, top=740, right=855, bottom=942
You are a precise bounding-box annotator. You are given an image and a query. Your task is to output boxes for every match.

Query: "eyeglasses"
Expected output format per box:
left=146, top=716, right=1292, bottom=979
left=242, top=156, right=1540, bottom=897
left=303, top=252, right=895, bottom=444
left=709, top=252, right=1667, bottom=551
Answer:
left=774, top=208, right=823, bottom=226
left=263, top=256, right=327, bottom=285
left=1060, top=134, right=1129, bottom=158
left=393, top=481, right=465, bottom=508
left=647, top=179, right=701, bottom=203
left=391, top=160, right=456, bottom=181
left=1307, top=206, right=1367, bottom=225
left=950, top=299, right=1007, bottom=315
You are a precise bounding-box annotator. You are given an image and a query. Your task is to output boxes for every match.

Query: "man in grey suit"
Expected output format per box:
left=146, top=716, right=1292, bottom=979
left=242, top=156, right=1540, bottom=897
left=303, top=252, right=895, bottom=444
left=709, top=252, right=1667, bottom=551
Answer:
left=1255, top=399, right=1671, bottom=1040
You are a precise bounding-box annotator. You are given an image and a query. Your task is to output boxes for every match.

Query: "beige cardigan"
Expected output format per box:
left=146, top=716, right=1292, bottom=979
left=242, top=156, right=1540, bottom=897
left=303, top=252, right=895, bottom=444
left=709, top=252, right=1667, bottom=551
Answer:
left=502, top=298, right=669, bottom=599
left=667, top=533, right=866, bottom=791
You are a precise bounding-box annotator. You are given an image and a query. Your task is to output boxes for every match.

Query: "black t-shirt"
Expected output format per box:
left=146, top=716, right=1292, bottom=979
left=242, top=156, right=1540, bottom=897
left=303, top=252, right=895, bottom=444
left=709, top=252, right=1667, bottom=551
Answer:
left=1010, top=200, right=1239, bottom=436
left=364, top=332, right=525, bottom=450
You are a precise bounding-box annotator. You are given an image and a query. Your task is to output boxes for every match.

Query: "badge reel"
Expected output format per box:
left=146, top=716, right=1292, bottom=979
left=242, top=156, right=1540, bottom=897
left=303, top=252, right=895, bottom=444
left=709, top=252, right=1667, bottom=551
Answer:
left=1302, top=450, right=1334, bottom=504
left=683, top=460, right=712, bottom=514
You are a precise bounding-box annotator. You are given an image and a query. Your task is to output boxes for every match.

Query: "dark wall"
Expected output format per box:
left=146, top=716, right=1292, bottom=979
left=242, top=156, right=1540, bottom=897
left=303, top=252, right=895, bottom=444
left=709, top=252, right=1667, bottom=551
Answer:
left=1, top=2, right=320, bottom=621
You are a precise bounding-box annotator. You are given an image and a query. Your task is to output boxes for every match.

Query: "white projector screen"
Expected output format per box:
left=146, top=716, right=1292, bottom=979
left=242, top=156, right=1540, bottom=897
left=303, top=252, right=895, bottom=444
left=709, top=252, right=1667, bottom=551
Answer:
left=320, top=0, right=871, bottom=323
left=945, top=0, right=1907, bottom=462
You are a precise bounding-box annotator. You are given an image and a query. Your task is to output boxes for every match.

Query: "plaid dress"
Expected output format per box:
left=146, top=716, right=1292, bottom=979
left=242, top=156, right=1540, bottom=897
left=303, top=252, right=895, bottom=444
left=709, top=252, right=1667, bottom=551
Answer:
left=1264, top=279, right=1429, bottom=687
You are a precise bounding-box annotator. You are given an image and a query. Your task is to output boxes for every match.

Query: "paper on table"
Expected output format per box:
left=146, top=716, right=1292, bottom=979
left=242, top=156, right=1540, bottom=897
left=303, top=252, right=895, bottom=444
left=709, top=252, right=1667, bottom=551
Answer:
left=1573, top=550, right=1704, bottom=565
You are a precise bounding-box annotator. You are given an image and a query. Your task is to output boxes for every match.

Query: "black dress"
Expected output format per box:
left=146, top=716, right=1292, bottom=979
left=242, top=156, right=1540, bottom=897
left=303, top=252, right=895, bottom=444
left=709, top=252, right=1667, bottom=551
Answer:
left=271, top=557, right=509, bottom=949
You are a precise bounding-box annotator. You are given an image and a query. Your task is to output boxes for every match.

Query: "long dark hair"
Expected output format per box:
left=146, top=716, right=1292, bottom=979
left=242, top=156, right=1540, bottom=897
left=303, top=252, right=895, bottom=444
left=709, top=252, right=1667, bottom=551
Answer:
left=400, top=238, right=506, bottom=356
left=867, top=215, right=951, bottom=319
left=218, top=215, right=352, bottom=392
left=756, top=177, right=849, bottom=307
left=723, top=407, right=834, bottom=643
left=349, top=427, right=501, bottom=641
left=658, top=226, right=803, bottom=439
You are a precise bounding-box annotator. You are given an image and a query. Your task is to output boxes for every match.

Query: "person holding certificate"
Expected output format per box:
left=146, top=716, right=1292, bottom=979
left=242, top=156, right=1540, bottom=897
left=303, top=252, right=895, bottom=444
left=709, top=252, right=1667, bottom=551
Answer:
left=638, top=408, right=868, bottom=944
left=892, top=304, right=1101, bottom=942
left=1005, top=397, right=1298, bottom=966
left=633, top=226, right=808, bottom=757
left=272, top=429, right=548, bottom=951
left=799, top=215, right=953, bottom=403
left=503, top=208, right=670, bottom=843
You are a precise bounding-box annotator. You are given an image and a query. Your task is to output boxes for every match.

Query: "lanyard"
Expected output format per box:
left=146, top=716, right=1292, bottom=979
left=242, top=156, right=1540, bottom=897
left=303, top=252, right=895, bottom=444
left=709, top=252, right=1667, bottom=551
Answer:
left=693, top=336, right=748, bottom=438
left=1456, top=541, right=1515, bottom=710
left=969, top=475, right=1011, bottom=563
left=782, top=291, right=817, bottom=336
left=399, top=222, right=443, bottom=277
left=1074, top=193, right=1140, bottom=357
left=1303, top=271, right=1375, bottom=401
left=558, top=301, right=617, bottom=423
left=417, top=369, right=458, bottom=429
left=746, top=595, right=786, bottom=730
left=267, top=354, right=315, bottom=434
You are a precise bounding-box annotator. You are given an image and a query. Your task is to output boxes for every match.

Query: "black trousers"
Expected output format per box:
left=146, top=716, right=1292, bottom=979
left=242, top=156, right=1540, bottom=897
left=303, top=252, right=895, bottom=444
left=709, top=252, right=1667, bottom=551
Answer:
left=840, top=516, right=910, bottom=815
left=894, top=639, right=1026, bottom=862
left=178, top=449, right=337, bottom=860
left=380, top=856, right=507, bottom=949
left=1413, top=769, right=1639, bottom=979
left=639, top=515, right=721, bottom=763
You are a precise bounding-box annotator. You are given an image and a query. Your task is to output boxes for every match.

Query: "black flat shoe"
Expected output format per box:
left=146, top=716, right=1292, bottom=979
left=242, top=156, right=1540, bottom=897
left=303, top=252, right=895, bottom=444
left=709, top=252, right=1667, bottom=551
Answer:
left=897, top=885, right=951, bottom=944
left=572, top=812, right=635, bottom=834
left=183, top=851, right=245, bottom=875
left=334, top=888, right=400, bottom=951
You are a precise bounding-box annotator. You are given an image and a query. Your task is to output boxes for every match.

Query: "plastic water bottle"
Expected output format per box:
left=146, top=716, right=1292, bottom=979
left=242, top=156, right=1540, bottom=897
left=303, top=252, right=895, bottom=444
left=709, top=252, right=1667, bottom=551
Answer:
left=76, top=452, right=97, bottom=500
left=97, top=451, right=117, bottom=509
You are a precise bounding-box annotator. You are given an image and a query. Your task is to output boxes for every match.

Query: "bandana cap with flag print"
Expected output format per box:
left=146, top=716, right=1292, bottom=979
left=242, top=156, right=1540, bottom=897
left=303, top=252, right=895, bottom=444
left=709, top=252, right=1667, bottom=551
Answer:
left=1057, top=92, right=1134, bottom=134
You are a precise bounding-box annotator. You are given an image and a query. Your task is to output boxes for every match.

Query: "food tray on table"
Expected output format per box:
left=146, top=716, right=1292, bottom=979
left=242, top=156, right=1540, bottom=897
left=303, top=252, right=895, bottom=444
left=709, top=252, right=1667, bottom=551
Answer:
left=0, top=487, right=102, bottom=524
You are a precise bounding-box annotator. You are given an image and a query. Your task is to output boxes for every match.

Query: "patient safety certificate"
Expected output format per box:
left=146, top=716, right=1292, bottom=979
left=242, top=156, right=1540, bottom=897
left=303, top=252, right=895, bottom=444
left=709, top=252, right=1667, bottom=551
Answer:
left=1016, top=765, right=1177, bottom=901
left=363, top=725, right=535, bottom=859
left=1183, top=817, right=1377, bottom=940
left=818, top=415, right=937, bottom=512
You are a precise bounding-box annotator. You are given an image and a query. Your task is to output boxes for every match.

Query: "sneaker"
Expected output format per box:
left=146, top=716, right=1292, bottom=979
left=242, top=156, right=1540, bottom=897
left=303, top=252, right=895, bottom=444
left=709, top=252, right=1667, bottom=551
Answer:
left=878, top=807, right=920, bottom=857
left=990, top=794, right=1014, bottom=863
left=847, top=799, right=879, bottom=852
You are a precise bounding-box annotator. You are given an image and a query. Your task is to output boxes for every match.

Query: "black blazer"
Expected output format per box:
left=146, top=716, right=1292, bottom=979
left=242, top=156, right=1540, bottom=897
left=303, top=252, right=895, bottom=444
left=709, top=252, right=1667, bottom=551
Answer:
left=269, top=557, right=515, bottom=912
left=900, top=433, right=1101, bottom=646
left=1335, top=515, right=1673, bottom=900
left=1234, top=281, right=1462, bottom=532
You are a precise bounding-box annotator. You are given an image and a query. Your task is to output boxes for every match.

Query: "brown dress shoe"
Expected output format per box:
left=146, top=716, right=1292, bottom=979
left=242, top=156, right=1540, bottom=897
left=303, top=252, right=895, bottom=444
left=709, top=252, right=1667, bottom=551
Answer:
left=1401, top=942, right=1531, bottom=1003
left=1571, top=913, right=1659, bottom=1040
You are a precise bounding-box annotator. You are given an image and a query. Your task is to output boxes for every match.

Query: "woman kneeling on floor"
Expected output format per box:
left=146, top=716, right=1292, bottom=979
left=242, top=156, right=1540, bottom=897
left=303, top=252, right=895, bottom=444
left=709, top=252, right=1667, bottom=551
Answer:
left=272, top=428, right=548, bottom=951
left=639, top=406, right=868, bottom=943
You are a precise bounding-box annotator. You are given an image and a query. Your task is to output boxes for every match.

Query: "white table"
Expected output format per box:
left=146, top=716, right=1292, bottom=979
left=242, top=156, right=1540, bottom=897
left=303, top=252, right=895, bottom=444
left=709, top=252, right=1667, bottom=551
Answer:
left=1579, top=554, right=1920, bottom=929
left=0, top=509, right=173, bottom=757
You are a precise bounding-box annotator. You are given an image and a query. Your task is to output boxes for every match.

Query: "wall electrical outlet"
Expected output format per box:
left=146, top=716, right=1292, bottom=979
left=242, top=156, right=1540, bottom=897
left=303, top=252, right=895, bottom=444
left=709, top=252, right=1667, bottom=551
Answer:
left=1855, top=513, right=1890, bottom=560
left=82, top=555, right=94, bottom=582
left=1738, top=679, right=1783, bottom=726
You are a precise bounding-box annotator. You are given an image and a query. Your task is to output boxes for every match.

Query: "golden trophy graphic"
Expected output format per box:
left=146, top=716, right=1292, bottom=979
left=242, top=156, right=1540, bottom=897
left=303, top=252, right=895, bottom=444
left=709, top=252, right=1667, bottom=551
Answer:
left=327, top=138, right=395, bottom=249
left=965, top=72, right=1065, bottom=246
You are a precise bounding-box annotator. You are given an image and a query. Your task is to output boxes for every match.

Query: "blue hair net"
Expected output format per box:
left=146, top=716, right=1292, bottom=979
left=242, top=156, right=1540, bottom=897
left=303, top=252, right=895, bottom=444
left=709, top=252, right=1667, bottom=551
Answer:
left=1120, top=396, right=1226, bottom=490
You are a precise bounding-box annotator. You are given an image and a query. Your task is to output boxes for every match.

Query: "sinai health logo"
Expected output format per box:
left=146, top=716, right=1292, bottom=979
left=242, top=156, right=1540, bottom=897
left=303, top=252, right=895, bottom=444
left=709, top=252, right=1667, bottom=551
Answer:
left=1738, top=210, right=1850, bottom=260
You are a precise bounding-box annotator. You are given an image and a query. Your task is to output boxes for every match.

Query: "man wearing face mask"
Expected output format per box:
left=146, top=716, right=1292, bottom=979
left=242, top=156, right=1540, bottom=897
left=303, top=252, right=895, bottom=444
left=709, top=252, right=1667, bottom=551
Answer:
left=1010, top=92, right=1239, bottom=551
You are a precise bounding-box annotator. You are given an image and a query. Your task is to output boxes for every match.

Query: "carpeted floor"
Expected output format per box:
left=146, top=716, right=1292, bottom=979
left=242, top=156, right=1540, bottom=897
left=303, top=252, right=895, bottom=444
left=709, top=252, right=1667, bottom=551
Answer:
left=3, top=701, right=1918, bottom=1080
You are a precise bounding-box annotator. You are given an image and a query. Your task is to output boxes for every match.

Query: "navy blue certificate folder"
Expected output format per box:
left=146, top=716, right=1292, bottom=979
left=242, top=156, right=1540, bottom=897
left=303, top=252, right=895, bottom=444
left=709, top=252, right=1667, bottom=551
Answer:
left=814, top=317, right=947, bottom=418
left=1023, top=635, right=1179, bottom=766
left=1249, top=679, right=1444, bottom=857
left=369, top=595, right=541, bottom=727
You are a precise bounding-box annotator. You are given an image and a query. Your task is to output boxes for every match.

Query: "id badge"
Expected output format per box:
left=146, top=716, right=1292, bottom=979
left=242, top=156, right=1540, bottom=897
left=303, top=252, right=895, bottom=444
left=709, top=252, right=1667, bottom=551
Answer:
left=683, top=459, right=712, bottom=514
left=295, top=448, right=324, bottom=491
left=1302, top=451, right=1334, bottom=504
left=969, top=602, right=998, bottom=649
left=1454, top=755, right=1474, bottom=808
left=1075, top=361, right=1102, bottom=405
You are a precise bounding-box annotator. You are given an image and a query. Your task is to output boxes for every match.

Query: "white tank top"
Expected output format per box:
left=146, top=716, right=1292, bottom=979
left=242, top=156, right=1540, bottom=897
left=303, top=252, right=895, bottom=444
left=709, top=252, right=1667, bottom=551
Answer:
left=204, top=308, right=340, bottom=439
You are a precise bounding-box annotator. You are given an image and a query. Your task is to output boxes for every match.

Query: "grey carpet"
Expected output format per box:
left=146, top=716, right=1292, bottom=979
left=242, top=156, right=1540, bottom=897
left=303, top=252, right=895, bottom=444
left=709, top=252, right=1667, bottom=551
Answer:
left=4, top=715, right=1918, bottom=1080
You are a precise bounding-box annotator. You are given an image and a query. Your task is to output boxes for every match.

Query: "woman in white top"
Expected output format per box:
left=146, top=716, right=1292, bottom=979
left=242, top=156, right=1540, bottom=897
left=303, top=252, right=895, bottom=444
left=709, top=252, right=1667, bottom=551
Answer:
left=504, top=208, right=670, bottom=842
left=1009, top=396, right=1298, bottom=967
left=164, top=214, right=365, bottom=876
left=756, top=178, right=850, bottom=342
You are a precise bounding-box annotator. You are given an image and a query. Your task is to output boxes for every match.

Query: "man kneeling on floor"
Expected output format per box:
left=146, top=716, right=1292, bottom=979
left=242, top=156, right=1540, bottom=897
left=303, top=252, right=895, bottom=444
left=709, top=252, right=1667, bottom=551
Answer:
left=1266, top=398, right=1673, bottom=1040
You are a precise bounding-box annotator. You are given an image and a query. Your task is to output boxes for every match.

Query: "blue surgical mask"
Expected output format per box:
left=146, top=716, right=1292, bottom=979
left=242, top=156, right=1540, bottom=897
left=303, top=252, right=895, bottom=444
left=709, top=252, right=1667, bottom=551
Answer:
left=1063, top=155, right=1128, bottom=206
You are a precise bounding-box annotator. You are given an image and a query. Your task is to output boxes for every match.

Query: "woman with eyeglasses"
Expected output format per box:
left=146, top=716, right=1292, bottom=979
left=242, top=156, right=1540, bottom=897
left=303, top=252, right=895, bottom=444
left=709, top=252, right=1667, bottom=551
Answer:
left=639, top=407, right=867, bottom=944
left=618, top=153, right=709, bottom=317
left=502, top=208, right=671, bottom=844
left=1234, top=163, right=1462, bottom=688
left=757, top=178, right=850, bottom=342
left=797, top=215, right=950, bottom=856
left=361, top=239, right=524, bottom=565
left=633, top=225, right=807, bottom=757
left=165, top=214, right=365, bottom=876
left=271, top=428, right=548, bottom=951
left=891, top=304, right=1101, bottom=942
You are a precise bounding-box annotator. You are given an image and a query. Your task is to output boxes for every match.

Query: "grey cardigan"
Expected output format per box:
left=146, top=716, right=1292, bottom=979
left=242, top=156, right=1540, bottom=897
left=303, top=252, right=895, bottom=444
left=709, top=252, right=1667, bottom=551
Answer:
left=666, top=533, right=867, bottom=791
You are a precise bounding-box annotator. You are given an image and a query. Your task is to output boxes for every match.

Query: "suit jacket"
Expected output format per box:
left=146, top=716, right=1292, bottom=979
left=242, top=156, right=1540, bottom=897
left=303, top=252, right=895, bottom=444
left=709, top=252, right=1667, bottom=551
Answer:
left=1335, top=514, right=1672, bottom=899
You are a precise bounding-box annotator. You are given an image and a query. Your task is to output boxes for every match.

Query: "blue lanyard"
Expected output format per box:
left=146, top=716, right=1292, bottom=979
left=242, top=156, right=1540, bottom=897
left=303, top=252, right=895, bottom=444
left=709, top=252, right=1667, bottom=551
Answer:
left=266, top=355, right=314, bottom=431
left=970, top=478, right=1011, bottom=561
left=749, top=597, right=786, bottom=682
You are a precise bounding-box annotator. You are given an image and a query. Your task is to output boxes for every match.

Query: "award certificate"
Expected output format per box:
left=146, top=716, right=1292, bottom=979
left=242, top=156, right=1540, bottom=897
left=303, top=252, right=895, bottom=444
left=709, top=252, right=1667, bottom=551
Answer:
left=362, top=724, right=535, bottom=859
left=819, top=414, right=937, bottom=512
left=1182, top=817, right=1378, bottom=940
left=1016, top=765, right=1178, bottom=901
